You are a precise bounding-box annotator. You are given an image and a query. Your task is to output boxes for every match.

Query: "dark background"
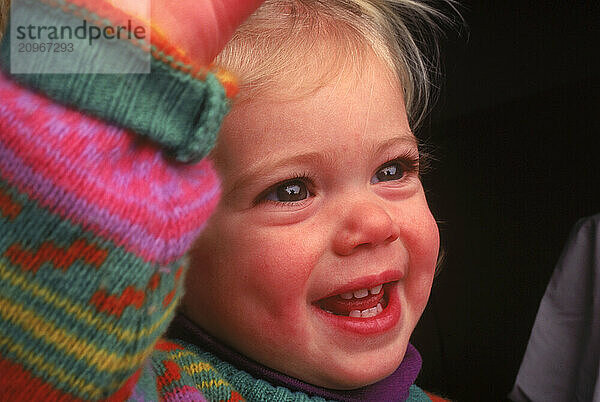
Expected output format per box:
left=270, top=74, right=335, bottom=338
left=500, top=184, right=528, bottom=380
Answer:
left=410, top=1, right=599, bottom=400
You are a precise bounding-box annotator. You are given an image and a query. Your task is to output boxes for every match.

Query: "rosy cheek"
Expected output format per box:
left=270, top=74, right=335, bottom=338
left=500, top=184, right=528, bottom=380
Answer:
left=404, top=269, right=435, bottom=313
left=240, top=230, right=319, bottom=316
left=403, top=205, right=440, bottom=308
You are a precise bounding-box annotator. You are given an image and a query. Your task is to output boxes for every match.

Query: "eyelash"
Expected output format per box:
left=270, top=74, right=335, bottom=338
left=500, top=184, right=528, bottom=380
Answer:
left=382, top=150, right=421, bottom=178
left=254, top=151, right=421, bottom=206
left=254, top=171, right=316, bottom=207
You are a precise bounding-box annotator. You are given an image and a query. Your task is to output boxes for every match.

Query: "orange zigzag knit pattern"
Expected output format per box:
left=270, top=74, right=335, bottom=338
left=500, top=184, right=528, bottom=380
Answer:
left=90, top=286, right=147, bottom=318
left=0, top=188, right=22, bottom=220
left=4, top=239, right=108, bottom=273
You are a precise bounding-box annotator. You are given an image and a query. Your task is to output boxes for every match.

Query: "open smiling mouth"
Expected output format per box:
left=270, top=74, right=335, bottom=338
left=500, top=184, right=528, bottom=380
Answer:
left=317, top=284, right=389, bottom=318
left=312, top=280, right=401, bottom=335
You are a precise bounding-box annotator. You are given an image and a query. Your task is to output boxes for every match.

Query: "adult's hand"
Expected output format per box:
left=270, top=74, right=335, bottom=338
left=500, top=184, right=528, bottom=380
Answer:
left=120, top=0, right=264, bottom=65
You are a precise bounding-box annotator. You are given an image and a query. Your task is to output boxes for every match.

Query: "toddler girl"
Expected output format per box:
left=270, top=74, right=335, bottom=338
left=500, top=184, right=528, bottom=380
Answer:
left=0, top=0, right=448, bottom=400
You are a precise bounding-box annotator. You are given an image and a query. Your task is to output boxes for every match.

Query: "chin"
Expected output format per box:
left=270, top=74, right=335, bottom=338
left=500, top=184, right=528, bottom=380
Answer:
left=309, top=347, right=407, bottom=390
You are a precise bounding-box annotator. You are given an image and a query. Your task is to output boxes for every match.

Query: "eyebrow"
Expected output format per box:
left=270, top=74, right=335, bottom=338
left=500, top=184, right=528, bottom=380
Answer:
left=225, top=133, right=418, bottom=197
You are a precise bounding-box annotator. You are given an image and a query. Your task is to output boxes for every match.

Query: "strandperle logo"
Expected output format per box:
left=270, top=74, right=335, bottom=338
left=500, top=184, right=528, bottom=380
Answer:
left=15, top=19, right=147, bottom=46
left=9, top=0, right=151, bottom=74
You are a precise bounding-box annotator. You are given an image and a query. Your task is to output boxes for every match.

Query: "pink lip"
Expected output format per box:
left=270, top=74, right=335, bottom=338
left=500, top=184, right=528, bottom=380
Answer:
left=316, top=270, right=403, bottom=300
left=313, top=282, right=401, bottom=336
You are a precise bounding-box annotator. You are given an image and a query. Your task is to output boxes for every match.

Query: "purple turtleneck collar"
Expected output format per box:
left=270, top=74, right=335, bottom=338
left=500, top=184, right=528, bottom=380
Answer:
left=167, top=313, right=422, bottom=402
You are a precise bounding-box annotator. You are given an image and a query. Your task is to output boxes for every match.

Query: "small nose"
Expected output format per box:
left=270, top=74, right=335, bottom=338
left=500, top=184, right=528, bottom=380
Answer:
left=332, top=198, right=400, bottom=256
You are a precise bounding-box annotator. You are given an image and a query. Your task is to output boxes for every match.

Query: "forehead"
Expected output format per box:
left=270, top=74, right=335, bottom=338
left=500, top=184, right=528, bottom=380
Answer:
left=223, top=22, right=401, bottom=105
left=212, top=52, right=413, bottom=176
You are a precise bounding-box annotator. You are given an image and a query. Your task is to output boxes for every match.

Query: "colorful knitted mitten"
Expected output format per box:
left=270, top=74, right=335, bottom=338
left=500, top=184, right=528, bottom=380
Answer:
left=0, top=0, right=235, bottom=399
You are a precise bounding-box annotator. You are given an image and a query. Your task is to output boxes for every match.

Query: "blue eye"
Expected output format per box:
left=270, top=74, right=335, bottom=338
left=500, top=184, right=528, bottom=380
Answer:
left=371, top=162, right=405, bottom=184
left=265, top=179, right=310, bottom=202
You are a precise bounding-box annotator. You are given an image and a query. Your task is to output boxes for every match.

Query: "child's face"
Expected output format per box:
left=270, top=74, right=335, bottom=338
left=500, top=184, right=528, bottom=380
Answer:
left=183, top=54, right=439, bottom=389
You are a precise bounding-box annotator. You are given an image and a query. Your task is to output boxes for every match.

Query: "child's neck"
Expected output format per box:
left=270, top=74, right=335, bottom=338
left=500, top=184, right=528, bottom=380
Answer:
left=167, top=313, right=422, bottom=402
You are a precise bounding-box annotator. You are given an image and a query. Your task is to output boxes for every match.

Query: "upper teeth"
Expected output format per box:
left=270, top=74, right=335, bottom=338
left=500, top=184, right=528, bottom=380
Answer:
left=340, top=285, right=383, bottom=300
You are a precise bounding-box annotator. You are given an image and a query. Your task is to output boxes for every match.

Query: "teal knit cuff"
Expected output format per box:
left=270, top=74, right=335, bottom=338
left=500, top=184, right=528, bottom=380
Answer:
left=0, top=0, right=230, bottom=163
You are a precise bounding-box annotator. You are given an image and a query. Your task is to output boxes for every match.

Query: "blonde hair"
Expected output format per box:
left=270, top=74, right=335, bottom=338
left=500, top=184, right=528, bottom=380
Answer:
left=215, top=0, right=454, bottom=129
left=0, top=0, right=453, bottom=127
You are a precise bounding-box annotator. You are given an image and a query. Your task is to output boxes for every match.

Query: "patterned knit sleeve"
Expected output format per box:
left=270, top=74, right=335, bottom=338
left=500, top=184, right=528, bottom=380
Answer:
left=0, top=0, right=236, bottom=400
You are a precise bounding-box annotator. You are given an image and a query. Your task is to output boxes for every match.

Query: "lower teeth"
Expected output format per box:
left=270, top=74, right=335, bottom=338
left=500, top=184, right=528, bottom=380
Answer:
left=349, top=302, right=383, bottom=318
left=321, top=293, right=388, bottom=318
